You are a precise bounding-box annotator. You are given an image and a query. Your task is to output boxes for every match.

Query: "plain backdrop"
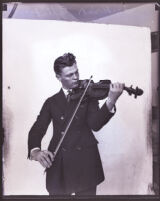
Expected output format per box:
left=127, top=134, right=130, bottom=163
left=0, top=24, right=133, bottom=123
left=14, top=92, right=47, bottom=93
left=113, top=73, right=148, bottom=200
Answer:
left=3, top=19, right=152, bottom=195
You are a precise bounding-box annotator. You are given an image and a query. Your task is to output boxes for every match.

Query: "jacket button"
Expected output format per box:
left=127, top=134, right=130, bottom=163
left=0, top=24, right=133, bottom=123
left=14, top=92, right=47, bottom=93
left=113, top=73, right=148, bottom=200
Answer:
left=76, top=146, right=82, bottom=151
left=60, top=116, right=64, bottom=120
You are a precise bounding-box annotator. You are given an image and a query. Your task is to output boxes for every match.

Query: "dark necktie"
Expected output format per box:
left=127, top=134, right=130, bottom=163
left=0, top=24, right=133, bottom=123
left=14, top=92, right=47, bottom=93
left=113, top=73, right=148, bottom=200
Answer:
left=67, top=90, right=72, bottom=102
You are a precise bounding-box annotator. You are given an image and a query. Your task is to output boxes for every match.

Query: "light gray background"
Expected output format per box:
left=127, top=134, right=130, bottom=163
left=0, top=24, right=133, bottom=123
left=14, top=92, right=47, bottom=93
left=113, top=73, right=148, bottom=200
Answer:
left=3, top=18, right=151, bottom=195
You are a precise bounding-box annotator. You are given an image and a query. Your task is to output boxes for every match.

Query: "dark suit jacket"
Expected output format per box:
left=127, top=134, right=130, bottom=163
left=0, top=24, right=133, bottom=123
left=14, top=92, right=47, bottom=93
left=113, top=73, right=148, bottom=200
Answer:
left=28, top=89, right=115, bottom=194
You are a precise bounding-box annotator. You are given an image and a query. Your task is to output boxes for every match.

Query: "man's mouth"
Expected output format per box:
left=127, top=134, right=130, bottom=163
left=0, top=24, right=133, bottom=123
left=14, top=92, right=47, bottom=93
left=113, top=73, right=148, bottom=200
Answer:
left=72, top=81, right=79, bottom=88
left=73, top=80, right=78, bottom=84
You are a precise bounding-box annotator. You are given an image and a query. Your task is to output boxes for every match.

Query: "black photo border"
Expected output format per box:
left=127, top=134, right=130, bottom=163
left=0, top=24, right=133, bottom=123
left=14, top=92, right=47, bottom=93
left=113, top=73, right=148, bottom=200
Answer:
left=0, top=0, right=159, bottom=201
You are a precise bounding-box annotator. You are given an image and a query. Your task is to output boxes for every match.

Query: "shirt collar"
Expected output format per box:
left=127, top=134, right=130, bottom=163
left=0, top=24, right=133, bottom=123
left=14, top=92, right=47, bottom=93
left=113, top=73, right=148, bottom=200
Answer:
left=62, top=88, right=68, bottom=96
left=62, top=88, right=73, bottom=96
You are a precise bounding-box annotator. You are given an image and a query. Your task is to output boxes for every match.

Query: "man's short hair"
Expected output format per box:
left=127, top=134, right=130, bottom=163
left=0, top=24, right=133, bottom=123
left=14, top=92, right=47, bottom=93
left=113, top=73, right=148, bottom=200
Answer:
left=54, top=53, right=76, bottom=75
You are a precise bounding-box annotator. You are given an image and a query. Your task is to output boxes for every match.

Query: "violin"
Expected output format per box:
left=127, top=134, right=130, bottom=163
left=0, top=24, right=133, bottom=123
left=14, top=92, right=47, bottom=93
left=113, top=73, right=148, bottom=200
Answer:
left=69, top=79, right=144, bottom=100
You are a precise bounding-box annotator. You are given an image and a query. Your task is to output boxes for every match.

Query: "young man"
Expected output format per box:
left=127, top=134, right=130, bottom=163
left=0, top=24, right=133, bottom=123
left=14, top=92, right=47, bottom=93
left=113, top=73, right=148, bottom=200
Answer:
left=28, top=53, right=124, bottom=195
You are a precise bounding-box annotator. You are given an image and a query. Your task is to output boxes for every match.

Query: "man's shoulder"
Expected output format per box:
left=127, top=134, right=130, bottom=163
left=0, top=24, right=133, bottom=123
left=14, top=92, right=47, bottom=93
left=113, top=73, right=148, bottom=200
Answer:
left=45, top=90, right=62, bottom=103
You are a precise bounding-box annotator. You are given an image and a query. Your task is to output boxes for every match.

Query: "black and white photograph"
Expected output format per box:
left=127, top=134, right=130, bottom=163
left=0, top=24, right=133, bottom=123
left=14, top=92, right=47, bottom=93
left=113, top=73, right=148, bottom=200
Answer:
left=2, top=0, right=159, bottom=199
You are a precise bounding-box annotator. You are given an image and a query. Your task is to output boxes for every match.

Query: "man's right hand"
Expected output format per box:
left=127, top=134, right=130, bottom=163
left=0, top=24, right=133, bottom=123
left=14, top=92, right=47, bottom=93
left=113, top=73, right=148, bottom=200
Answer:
left=31, top=149, right=54, bottom=168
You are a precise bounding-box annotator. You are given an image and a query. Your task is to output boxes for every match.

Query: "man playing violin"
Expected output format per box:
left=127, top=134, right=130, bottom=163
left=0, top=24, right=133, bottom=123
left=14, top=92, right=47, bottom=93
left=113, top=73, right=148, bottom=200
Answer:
left=28, top=53, right=124, bottom=196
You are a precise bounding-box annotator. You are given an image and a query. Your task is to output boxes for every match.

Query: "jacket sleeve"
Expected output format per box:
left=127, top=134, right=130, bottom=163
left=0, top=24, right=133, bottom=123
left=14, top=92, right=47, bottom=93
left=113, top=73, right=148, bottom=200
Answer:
left=28, top=99, right=51, bottom=158
left=87, top=99, right=115, bottom=132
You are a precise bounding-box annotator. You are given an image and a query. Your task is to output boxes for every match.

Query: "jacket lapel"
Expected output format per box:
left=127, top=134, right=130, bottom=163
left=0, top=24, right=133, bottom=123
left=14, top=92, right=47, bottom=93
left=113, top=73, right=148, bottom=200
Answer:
left=54, top=89, right=68, bottom=113
left=54, top=89, right=79, bottom=128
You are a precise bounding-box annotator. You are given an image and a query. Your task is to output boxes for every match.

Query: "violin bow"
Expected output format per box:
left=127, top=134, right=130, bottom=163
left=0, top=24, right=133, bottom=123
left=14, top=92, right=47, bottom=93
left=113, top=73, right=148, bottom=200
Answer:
left=52, top=76, right=93, bottom=161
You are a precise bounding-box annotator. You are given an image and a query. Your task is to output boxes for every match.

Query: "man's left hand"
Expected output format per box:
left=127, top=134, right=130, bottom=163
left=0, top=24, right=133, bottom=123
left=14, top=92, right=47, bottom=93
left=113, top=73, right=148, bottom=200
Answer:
left=106, top=82, right=124, bottom=111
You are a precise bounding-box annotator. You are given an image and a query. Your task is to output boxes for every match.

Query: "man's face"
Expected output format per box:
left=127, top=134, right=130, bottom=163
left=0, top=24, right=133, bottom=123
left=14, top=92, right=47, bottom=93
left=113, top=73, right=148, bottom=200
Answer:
left=56, top=63, right=79, bottom=89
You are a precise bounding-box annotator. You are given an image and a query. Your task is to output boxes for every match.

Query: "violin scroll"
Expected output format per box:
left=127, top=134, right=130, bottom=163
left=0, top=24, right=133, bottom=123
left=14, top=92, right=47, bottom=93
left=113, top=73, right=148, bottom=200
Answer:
left=124, top=85, right=143, bottom=98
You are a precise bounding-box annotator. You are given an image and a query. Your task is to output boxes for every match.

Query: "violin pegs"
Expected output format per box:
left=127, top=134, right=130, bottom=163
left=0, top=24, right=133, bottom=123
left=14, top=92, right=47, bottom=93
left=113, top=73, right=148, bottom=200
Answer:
left=124, top=84, right=143, bottom=98
left=128, top=85, right=133, bottom=95
left=134, top=87, right=138, bottom=98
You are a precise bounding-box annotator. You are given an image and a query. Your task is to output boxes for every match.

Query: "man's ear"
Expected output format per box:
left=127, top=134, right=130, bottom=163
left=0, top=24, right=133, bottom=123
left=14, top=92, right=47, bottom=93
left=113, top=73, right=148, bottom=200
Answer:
left=56, top=74, right=61, bottom=81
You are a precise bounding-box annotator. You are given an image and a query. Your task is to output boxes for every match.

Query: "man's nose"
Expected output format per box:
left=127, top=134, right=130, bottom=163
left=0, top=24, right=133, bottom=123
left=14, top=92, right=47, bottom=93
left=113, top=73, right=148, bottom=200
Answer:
left=73, top=74, right=78, bottom=79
